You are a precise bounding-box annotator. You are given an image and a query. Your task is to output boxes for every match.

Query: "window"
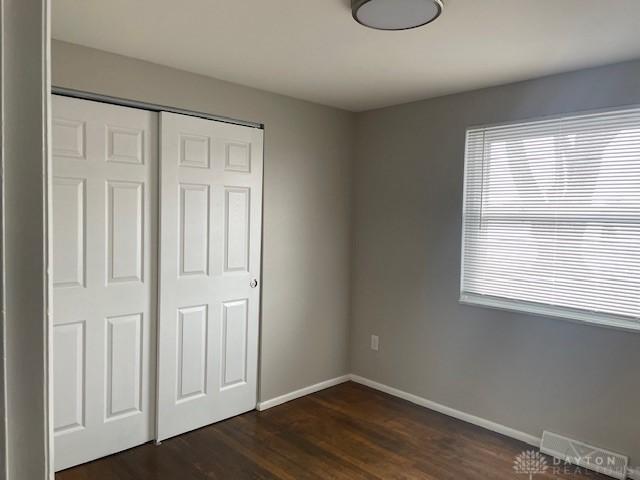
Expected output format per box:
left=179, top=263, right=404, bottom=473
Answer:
left=461, top=107, right=640, bottom=331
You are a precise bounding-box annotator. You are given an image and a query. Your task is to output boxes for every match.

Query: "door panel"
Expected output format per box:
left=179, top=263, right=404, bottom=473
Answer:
left=221, top=299, right=249, bottom=388
left=224, top=187, right=250, bottom=272
left=176, top=305, right=208, bottom=401
left=105, top=313, right=143, bottom=419
left=157, top=112, right=263, bottom=441
left=53, top=321, right=85, bottom=435
left=52, top=95, right=157, bottom=471
left=107, top=181, right=144, bottom=282
left=179, top=184, right=210, bottom=276
left=52, top=177, right=85, bottom=288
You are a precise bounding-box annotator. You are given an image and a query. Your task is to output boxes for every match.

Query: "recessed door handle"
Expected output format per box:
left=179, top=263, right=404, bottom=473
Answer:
left=250, top=278, right=258, bottom=288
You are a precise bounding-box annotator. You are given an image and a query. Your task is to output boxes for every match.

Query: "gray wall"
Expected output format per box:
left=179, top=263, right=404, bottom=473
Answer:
left=52, top=40, right=354, bottom=402
left=351, top=59, right=640, bottom=462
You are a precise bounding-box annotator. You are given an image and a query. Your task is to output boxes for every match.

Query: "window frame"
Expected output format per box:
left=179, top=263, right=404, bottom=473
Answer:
left=459, top=105, right=640, bottom=333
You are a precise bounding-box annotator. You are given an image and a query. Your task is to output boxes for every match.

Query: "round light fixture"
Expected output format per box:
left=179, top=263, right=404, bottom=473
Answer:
left=352, top=0, right=443, bottom=31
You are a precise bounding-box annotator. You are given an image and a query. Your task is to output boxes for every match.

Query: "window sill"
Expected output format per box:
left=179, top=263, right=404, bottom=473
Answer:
left=459, top=293, right=640, bottom=334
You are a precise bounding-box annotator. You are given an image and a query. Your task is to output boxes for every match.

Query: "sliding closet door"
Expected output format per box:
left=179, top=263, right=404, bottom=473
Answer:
left=157, top=112, right=263, bottom=441
left=52, top=96, right=157, bottom=470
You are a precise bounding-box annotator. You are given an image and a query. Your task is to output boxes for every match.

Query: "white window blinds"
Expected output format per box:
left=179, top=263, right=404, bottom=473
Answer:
left=461, top=107, right=640, bottom=331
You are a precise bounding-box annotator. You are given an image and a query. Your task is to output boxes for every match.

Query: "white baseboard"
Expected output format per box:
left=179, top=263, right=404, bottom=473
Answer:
left=256, top=375, right=350, bottom=411
left=349, top=374, right=541, bottom=447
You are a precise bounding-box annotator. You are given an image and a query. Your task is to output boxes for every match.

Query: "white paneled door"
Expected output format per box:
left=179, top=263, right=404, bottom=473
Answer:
left=52, top=98, right=263, bottom=468
left=156, top=112, right=263, bottom=441
left=52, top=96, right=157, bottom=470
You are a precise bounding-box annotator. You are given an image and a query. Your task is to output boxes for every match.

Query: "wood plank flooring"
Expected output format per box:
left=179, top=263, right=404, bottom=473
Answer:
left=57, top=381, right=606, bottom=479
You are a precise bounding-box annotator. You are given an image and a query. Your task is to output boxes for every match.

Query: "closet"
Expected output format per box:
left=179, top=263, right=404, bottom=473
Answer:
left=51, top=95, right=263, bottom=471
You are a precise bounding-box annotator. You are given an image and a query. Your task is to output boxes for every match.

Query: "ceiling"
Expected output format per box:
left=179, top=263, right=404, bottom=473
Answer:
left=52, top=0, right=640, bottom=112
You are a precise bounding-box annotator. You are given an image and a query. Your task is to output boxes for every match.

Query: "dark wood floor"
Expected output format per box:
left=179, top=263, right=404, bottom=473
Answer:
left=57, top=382, right=605, bottom=479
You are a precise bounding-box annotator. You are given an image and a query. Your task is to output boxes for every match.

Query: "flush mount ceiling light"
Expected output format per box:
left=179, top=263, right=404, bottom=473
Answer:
left=352, top=0, right=443, bottom=31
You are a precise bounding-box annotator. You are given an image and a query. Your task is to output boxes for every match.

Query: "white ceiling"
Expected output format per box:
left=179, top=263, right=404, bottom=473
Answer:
left=52, top=0, right=640, bottom=112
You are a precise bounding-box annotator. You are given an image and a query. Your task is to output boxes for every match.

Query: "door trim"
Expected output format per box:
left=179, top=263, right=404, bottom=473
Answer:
left=3, top=1, right=53, bottom=478
left=52, top=86, right=264, bottom=130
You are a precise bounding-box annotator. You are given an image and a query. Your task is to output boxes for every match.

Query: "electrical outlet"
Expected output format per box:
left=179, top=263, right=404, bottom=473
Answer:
left=370, top=335, right=379, bottom=351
